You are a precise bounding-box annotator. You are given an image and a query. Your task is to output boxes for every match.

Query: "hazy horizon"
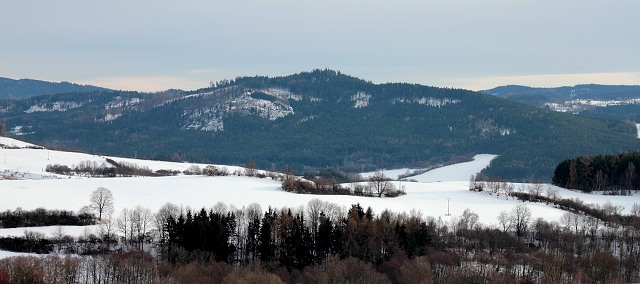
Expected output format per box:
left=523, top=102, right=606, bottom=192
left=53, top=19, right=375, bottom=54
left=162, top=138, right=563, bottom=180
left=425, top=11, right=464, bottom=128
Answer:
left=2, top=0, right=639, bottom=92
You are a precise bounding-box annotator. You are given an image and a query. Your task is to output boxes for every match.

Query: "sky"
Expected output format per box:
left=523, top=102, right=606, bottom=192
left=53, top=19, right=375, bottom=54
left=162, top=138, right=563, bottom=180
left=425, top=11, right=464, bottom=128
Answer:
left=1, top=0, right=639, bottom=92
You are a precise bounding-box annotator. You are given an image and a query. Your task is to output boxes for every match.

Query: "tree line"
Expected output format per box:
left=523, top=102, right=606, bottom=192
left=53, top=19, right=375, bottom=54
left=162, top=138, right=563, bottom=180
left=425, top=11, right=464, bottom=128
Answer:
left=45, top=159, right=178, bottom=177
left=282, top=171, right=406, bottom=197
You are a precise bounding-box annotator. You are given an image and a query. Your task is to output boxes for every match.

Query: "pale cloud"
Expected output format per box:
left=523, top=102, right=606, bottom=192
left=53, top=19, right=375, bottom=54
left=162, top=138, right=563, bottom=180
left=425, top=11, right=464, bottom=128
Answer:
left=2, top=1, right=639, bottom=90
left=79, top=71, right=640, bottom=93
left=78, top=76, right=207, bottom=92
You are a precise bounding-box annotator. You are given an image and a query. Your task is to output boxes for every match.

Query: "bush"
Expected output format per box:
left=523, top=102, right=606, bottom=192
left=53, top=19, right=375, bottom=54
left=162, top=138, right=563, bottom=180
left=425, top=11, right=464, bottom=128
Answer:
left=202, top=165, right=229, bottom=176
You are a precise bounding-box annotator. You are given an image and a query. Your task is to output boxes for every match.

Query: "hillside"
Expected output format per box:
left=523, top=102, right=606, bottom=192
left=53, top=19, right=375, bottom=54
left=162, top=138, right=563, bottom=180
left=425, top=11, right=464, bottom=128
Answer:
left=1, top=70, right=639, bottom=181
left=0, top=77, right=109, bottom=99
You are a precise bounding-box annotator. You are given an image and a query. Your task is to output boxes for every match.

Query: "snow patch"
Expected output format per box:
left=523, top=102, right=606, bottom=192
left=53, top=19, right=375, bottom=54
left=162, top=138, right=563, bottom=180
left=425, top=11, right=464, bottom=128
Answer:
left=0, top=225, right=102, bottom=239
left=392, top=97, right=461, bottom=107
left=180, top=88, right=298, bottom=131
left=351, top=91, right=371, bottom=108
left=103, top=113, right=123, bottom=122
left=0, top=250, right=40, bottom=259
left=182, top=108, right=225, bottom=132
left=8, top=125, right=35, bottom=136
left=25, top=101, right=87, bottom=113
left=298, top=115, right=319, bottom=124
left=262, top=88, right=302, bottom=101
left=104, top=97, right=142, bottom=110
left=545, top=98, right=640, bottom=113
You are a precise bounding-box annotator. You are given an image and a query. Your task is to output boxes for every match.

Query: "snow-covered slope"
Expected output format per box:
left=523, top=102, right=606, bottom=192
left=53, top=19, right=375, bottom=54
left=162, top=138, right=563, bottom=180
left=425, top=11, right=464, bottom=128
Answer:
left=0, top=137, right=38, bottom=148
left=0, top=137, right=242, bottom=179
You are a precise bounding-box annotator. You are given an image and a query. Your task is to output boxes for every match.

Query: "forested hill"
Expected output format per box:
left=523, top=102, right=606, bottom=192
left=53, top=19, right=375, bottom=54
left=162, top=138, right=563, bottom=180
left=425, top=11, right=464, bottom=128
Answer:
left=0, top=77, right=109, bottom=99
left=1, top=70, right=639, bottom=181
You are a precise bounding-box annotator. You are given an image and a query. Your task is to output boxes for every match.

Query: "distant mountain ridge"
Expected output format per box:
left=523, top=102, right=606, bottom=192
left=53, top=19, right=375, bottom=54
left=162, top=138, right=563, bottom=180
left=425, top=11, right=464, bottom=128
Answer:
left=1, top=70, right=639, bottom=181
left=0, top=77, right=109, bottom=99
left=481, top=84, right=640, bottom=121
left=482, top=84, right=640, bottom=101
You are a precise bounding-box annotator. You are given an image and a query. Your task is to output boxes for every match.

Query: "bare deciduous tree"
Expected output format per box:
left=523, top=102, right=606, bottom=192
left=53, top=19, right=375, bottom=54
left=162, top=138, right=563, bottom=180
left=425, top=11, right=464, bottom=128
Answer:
left=307, top=198, right=333, bottom=236
left=154, top=203, right=180, bottom=241
left=631, top=203, right=640, bottom=217
left=457, top=209, right=479, bottom=231
left=117, top=208, right=130, bottom=242
left=244, top=160, right=257, bottom=176
left=528, top=183, right=544, bottom=198
left=546, top=185, right=560, bottom=201
left=368, top=171, right=396, bottom=197
left=498, top=210, right=512, bottom=232
left=89, top=187, right=114, bottom=221
left=131, top=206, right=152, bottom=245
left=511, top=204, right=532, bottom=239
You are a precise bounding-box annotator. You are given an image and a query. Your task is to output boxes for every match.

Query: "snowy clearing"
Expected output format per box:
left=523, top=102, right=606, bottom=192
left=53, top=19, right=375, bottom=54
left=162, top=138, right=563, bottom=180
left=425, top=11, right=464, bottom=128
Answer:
left=0, top=250, right=40, bottom=259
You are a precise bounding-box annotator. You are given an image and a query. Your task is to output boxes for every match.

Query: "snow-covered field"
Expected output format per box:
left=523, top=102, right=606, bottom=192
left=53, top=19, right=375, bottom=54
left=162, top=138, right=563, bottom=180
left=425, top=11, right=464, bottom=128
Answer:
left=1, top=137, right=638, bottom=243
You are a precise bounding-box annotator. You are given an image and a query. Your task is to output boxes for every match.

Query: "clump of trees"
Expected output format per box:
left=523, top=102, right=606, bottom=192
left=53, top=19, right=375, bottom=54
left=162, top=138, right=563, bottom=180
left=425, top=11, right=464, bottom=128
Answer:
left=0, top=208, right=94, bottom=228
left=553, top=151, right=640, bottom=194
left=0, top=231, right=53, bottom=254
left=282, top=171, right=406, bottom=197
left=161, top=202, right=435, bottom=272
left=201, top=165, right=229, bottom=176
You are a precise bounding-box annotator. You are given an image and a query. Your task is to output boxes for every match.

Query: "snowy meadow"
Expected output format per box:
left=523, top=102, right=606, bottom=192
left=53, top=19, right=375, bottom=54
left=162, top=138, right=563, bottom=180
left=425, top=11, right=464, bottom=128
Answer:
left=2, top=136, right=637, bottom=242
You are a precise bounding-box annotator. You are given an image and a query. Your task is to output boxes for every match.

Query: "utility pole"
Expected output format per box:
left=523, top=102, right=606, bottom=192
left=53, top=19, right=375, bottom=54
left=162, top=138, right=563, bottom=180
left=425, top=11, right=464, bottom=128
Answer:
left=446, top=198, right=452, bottom=216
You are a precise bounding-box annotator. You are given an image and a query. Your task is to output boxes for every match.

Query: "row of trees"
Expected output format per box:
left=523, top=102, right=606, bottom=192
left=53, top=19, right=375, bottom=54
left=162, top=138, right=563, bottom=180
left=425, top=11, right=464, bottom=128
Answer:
left=45, top=160, right=180, bottom=177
